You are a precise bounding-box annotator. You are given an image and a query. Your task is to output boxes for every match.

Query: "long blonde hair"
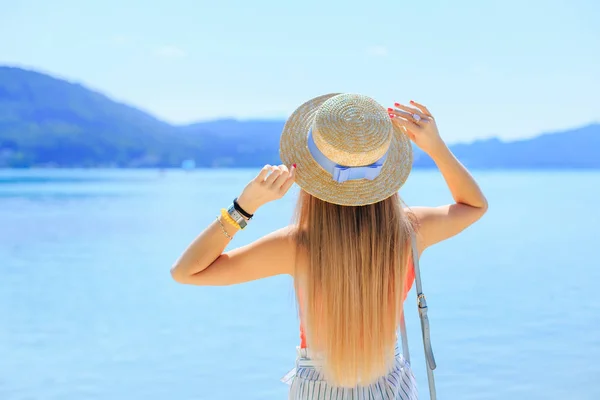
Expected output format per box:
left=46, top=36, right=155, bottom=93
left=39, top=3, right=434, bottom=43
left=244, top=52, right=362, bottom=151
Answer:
left=293, top=190, right=416, bottom=387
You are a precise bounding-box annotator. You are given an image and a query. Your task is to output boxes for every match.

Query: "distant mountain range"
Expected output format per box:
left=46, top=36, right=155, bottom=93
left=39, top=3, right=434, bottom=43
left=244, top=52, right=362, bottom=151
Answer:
left=0, top=66, right=598, bottom=168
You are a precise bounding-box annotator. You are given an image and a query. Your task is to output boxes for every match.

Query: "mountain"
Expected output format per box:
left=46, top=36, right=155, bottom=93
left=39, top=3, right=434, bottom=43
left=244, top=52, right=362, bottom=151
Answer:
left=413, top=124, right=600, bottom=169
left=0, top=66, right=189, bottom=167
left=0, top=66, right=598, bottom=168
left=181, top=119, right=284, bottom=167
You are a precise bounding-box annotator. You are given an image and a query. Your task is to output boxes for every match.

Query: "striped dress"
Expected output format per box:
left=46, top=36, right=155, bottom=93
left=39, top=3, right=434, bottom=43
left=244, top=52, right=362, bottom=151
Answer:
left=282, top=347, right=418, bottom=400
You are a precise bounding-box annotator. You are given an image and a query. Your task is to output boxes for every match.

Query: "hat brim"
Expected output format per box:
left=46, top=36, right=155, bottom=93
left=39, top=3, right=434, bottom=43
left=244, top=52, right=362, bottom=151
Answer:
left=279, top=93, right=413, bottom=206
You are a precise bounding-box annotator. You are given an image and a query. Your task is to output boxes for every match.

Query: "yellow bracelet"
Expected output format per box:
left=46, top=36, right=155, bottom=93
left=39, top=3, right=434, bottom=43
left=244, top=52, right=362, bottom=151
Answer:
left=220, top=208, right=241, bottom=230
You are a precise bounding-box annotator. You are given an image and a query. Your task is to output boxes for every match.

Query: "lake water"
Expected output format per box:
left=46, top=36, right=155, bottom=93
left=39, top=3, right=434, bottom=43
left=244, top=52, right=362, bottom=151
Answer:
left=1, top=169, right=599, bottom=400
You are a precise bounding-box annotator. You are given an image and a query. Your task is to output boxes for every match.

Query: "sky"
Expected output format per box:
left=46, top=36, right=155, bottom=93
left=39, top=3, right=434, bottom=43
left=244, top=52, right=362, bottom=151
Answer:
left=1, top=0, right=599, bottom=143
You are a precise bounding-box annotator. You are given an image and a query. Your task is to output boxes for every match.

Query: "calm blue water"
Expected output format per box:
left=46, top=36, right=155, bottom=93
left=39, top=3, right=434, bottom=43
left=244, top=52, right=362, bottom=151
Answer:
left=1, top=169, right=599, bottom=400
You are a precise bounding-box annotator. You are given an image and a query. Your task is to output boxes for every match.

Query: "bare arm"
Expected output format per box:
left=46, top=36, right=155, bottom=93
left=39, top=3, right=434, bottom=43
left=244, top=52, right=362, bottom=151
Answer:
left=391, top=101, right=488, bottom=251
left=170, top=218, right=234, bottom=282
left=170, top=164, right=297, bottom=285
left=171, top=226, right=296, bottom=286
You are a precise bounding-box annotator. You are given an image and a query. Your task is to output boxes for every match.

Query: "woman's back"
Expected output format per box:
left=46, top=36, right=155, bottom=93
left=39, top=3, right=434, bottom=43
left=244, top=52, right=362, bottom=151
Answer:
left=291, top=190, right=416, bottom=386
left=170, top=94, right=488, bottom=399
left=287, top=216, right=419, bottom=398
left=295, top=251, right=416, bottom=351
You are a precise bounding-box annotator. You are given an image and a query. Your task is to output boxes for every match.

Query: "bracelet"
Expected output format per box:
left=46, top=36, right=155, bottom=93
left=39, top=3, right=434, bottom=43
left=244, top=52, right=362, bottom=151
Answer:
left=216, top=216, right=232, bottom=240
left=233, top=198, right=254, bottom=219
left=227, top=205, right=247, bottom=229
left=220, top=208, right=241, bottom=230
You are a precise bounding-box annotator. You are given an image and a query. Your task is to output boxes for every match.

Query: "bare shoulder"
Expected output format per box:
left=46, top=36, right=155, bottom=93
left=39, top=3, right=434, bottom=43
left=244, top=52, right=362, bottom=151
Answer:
left=272, top=225, right=308, bottom=277
left=247, top=224, right=298, bottom=258
left=261, top=224, right=298, bottom=252
left=403, top=207, right=425, bottom=255
left=226, top=224, right=299, bottom=275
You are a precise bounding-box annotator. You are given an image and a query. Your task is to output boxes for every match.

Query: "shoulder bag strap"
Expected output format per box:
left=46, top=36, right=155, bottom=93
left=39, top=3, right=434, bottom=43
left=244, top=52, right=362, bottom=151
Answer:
left=411, top=230, right=437, bottom=399
left=399, top=232, right=438, bottom=399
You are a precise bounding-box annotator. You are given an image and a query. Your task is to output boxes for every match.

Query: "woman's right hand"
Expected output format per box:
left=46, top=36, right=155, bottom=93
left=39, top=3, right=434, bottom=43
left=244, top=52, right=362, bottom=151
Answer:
left=236, top=164, right=296, bottom=216
left=389, top=100, right=447, bottom=156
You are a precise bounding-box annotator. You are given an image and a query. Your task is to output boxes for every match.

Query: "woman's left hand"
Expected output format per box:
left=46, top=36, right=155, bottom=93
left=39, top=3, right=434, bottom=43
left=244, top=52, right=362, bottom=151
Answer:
left=236, top=164, right=296, bottom=215
left=389, top=100, right=446, bottom=156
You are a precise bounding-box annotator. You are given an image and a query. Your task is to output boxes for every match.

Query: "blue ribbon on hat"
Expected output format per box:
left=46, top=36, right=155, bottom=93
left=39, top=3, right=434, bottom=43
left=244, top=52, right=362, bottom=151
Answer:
left=307, top=130, right=387, bottom=183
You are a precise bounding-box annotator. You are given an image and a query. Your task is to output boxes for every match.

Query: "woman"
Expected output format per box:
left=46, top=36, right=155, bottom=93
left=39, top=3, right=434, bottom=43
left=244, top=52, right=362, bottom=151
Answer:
left=170, top=93, right=488, bottom=399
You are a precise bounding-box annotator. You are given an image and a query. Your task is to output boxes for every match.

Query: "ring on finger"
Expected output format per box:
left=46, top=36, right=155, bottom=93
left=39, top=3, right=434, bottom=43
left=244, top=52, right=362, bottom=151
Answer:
left=412, top=113, right=421, bottom=122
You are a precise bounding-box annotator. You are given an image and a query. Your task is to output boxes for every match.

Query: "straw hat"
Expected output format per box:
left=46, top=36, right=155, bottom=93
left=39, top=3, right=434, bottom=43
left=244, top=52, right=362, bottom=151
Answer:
left=279, top=93, right=413, bottom=206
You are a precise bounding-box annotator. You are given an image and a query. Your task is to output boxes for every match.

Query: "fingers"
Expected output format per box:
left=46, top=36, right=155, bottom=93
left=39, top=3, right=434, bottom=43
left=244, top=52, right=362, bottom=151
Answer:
left=408, top=100, right=432, bottom=117
left=392, top=103, right=426, bottom=120
left=264, top=164, right=295, bottom=191
left=270, top=164, right=296, bottom=196
left=255, top=165, right=272, bottom=182
left=389, top=109, right=421, bottom=125
left=388, top=108, right=421, bottom=129
left=258, top=163, right=295, bottom=186
left=265, top=165, right=282, bottom=185
left=390, top=116, right=419, bottom=140
left=272, top=165, right=290, bottom=188
left=279, top=165, right=296, bottom=193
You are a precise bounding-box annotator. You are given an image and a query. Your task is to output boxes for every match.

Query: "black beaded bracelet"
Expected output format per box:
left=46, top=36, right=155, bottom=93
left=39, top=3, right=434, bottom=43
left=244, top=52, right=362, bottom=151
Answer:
left=233, top=198, right=254, bottom=219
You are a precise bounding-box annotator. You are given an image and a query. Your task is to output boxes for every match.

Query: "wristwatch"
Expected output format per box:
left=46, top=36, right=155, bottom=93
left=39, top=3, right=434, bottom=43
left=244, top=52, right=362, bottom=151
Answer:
left=227, top=205, right=247, bottom=229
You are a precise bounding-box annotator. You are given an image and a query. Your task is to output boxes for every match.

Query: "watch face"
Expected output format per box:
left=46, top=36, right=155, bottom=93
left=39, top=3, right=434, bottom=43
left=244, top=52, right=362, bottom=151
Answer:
left=228, top=205, right=239, bottom=219
left=228, top=205, right=247, bottom=229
